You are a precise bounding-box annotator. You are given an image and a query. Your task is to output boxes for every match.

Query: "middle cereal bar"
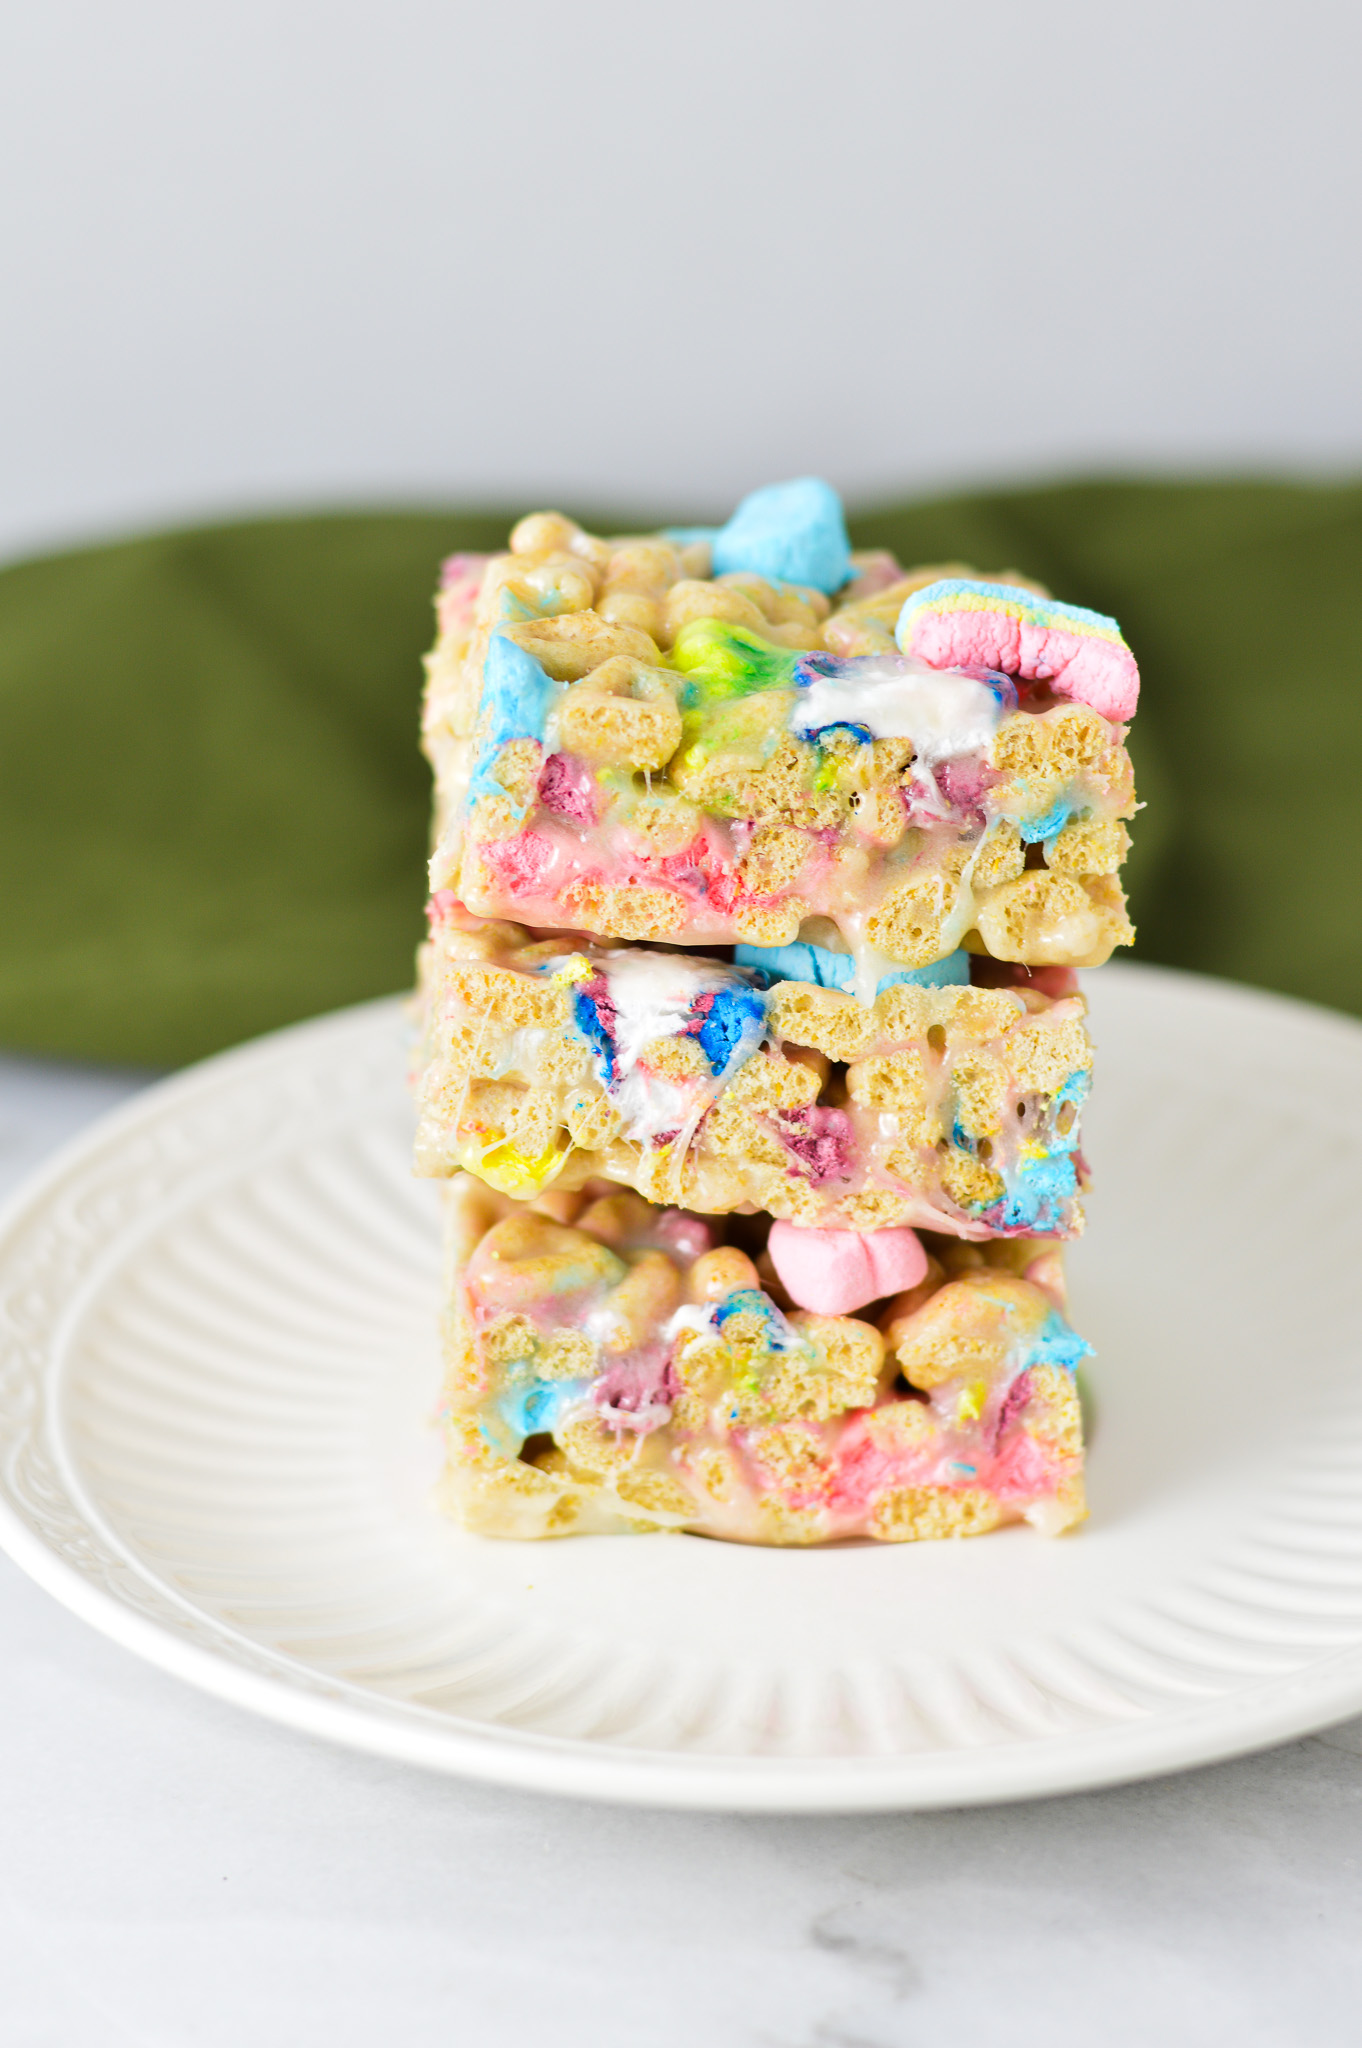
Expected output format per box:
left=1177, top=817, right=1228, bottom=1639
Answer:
left=415, top=904, right=1093, bottom=1239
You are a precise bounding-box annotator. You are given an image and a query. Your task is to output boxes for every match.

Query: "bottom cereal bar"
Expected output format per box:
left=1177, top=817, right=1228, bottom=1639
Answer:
left=439, top=1179, right=1090, bottom=1546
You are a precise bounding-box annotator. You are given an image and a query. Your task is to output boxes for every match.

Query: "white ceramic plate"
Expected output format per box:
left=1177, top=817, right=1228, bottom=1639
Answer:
left=3, top=964, right=1362, bottom=1812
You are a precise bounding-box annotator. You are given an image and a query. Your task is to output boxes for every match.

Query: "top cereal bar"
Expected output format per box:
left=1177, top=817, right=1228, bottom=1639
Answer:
left=424, top=481, right=1138, bottom=998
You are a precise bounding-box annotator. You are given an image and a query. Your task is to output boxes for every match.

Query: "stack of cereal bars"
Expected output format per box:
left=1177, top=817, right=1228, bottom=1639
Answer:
left=414, top=481, right=1139, bottom=1545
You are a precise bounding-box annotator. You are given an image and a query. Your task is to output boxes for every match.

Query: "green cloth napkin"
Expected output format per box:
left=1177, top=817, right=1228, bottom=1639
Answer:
left=1, top=483, right=1358, bottom=1068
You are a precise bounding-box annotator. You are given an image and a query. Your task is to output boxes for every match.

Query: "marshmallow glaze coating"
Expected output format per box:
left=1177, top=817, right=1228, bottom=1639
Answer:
left=421, top=486, right=1139, bottom=999
left=439, top=1180, right=1090, bottom=1545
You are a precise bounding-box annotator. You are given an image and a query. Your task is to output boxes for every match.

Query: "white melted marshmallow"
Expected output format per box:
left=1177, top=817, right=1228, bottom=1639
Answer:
left=791, top=654, right=1003, bottom=764
left=660, top=1302, right=717, bottom=1345
left=592, top=952, right=756, bottom=1145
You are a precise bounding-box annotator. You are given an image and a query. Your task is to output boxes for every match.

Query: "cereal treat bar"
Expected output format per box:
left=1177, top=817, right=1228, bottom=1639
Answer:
left=423, top=480, right=1139, bottom=998
left=415, top=902, right=1093, bottom=1240
left=439, top=1180, right=1090, bottom=1545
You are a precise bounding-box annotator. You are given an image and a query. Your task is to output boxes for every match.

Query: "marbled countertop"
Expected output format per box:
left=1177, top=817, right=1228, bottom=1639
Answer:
left=2, top=1053, right=1359, bottom=2047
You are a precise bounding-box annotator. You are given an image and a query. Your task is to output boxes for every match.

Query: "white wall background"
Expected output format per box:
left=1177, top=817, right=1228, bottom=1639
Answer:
left=2, top=0, right=1359, bottom=560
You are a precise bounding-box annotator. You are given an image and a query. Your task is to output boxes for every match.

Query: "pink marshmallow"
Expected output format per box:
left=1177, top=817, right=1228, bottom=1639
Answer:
left=896, top=579, right=1140, bottom=723
left=910, top=611, right=1139, bottom=722
left=767, top=1221, right=928, bottom=1317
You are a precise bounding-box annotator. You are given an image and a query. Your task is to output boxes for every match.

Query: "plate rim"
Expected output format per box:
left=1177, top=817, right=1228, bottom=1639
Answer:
left=4, top=966, right=1362, bottom=1813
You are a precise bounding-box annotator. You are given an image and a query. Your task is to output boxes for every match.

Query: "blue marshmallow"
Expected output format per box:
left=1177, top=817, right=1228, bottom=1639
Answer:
left=733, top=941, right=971, bottom=997
left=710, top=479, right=853, bottom=595
left=1025, top=1311, right=1096, bottom=1375
left=466, top=632, right=557, bottom=813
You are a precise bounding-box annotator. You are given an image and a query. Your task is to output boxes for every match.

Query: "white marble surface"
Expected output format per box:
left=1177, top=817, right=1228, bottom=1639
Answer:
left=2, top=1054, right=1361, bottom=2046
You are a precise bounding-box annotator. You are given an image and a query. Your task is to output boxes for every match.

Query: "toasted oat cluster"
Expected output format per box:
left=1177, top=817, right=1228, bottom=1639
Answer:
left=415, top=904, right=1093, bottom=1238
left=422, top=497, right=1137, bottom=989
left=440, top=1180, right=1089, bottom=1544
